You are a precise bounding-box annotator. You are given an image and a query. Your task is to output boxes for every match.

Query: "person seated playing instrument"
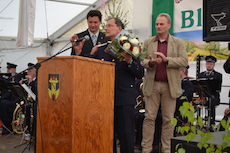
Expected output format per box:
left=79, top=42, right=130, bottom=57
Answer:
left=174, top=66, right=194, bottom=126
left=197, top=56, right=222, bottom=125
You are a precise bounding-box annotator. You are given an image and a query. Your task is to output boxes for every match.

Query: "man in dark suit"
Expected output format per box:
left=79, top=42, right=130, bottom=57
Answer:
left=70, top=10, right=109, bottom=57
left=73, top=17, right=144, bottom=153
left=197, top=56, right=222, bottom=125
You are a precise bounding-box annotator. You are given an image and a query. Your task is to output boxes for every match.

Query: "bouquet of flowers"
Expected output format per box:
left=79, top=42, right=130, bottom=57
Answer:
left=104, top=30, right=147, bottom=62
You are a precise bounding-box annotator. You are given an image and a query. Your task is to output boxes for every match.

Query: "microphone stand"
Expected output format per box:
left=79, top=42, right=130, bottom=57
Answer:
left=10, top=42, right=74, bottom=153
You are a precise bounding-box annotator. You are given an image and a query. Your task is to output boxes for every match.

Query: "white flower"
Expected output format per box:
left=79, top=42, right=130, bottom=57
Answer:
left=132, top=47, right=139, bottom=56
left=119, top=36, right=128, bottom=41
left=129, top=38, right=139, bottom=45
left=123, top=42, right=131, bottom=50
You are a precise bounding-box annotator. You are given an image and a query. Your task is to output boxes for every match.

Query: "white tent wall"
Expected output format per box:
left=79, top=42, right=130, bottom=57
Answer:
left=0, top=40, right=46, bottom=72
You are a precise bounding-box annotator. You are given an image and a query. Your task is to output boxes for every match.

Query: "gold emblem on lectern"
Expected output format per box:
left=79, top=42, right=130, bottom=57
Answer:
left=48, top=74, right=60, bottom=100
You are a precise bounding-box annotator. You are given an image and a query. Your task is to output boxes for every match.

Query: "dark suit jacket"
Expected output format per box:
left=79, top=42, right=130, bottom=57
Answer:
left=90, top=44, right=144, bottom=106
left=224, top=56, right=230, bottom=97
left=198, top=70, right=222, bottom=106
left=224, top=56, right=230, bottom=73
left=71, top=29, right=110, bottom=57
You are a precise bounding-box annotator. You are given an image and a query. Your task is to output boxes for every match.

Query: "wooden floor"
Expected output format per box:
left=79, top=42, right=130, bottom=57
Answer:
left=0, top=134, right=141, bottom=153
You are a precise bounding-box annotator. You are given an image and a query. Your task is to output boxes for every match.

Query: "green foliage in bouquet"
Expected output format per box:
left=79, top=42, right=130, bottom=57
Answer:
left=171, top=101, right=230, bottom=153
left=100, top=0, right=129, bottom=33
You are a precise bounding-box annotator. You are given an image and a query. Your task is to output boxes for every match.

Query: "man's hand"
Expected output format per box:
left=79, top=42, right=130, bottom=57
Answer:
left=90, top=42, right=101, bottom=55
left=121, top=51, right=132, bottom=64
left=70, top=34, right=86, bottom=54
left=224, top=107, right=230, bottom=116
left=25, top=75, right=33, bottom=82
left=154, top=52, right=167, bottom=62
left=149, top=55, right=162, bottom=67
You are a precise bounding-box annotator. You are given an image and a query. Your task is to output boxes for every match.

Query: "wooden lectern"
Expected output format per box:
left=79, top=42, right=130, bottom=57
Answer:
left=36, top=56, right=115, bottom=153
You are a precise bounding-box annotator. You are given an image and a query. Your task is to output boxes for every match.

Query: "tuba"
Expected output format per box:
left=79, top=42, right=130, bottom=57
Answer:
left=12, top=95, right=34, bottom=134
left=12, top=101, right=28, bottom=134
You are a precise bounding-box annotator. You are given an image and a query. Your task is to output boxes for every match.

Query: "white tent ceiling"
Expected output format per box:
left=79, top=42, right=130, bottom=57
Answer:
left=0, top=0, right=102, bottom=41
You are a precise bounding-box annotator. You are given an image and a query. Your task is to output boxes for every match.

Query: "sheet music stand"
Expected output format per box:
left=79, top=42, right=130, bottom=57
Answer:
left=191, top=79, right=214, bottom=129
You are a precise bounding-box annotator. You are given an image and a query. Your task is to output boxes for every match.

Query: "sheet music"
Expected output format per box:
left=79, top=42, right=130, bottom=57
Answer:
left=21, top=84, right=36, bottom=101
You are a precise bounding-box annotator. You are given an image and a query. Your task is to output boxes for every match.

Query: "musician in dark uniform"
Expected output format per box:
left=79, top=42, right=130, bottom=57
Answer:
left=19, top=63, right=37, bottom=94
left=19, top=63, right=37, bottom=133
left=197, top=56, right=222, bottom=125
left=72, top=17, right=144, bottom=153
left=174, top=66, right=194, bottom=126
left=70, top=10, right=110, bottom=57
left=5, top=62, right=23, bottom=83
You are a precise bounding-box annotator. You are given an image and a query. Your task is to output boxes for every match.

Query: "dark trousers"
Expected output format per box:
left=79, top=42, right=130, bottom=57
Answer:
left=113, top=105, right=135, bottom=153
left=0, top=98, right=18, bottom=126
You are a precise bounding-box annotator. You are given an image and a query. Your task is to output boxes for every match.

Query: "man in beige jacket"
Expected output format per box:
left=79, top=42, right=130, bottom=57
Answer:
left=141, top=13, right=188, bottom=153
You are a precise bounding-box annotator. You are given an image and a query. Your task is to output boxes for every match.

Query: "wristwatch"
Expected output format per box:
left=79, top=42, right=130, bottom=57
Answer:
left=166, top=57, right=169, bottom=63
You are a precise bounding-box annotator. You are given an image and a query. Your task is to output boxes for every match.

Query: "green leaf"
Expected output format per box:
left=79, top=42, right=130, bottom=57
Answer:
left=222, top=133, right=226, bottom=141
left=175, top=143, right=181, bottom=151
left=197, top=130, right=205, bottom=137
left=197, top=142, right=203, bottom=150
left=178, top=148, right=186, bottom=153
left=222, top=142, right=228, bottom=150
left=216, top=124, right=220, bottom=132
left=0, top=145, right=6, bottom=150
left=181, top=127, right=185, bottom=135
left=201, top=136, right=208, bottom=144
left=187, top=111, right=195, bottom=122
left=180, top=96, right=187, bottom=100
left=188, top=132, right=196, bottom=141
left=198, top=116, right=204, bottom=128
left=184, top=126, right=190, bottom=133
left=209, top=144, right=214, bottom=149
left=191, top=126, right=196, bottom=133
left=185, top=134, right=190, bottom=142
left=180, top=105, right=186, bottom=117
left=203, top=143, right=208, bottom=149
left=216, top=145, right=222, bottom=151
left=224, top=135, right=230, bottom=142
left=215, top=150, right=222, bottom=153
left=205, top=133, right=213, bottom=140
left=221, top=120, right=226, bottom=129
left=171, top=118, right=178, bottom=128
left=177, top=126, right=181, bottom=134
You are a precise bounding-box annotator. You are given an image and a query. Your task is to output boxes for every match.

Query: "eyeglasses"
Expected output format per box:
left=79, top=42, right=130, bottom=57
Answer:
left=105, top=24, right=115, bottom=28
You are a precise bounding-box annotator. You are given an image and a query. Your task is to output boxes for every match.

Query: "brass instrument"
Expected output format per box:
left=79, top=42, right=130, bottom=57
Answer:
left=12, top=101, right=28, bottom=134
left=135, top=82, right=145, bottom=113
left=12, top=95, right=34, bottom=134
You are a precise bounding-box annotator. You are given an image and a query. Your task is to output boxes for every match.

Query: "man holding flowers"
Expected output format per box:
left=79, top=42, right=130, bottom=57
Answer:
left=72, top=17, right=144, bottom=153
left=141, top=13, right=188, bottom=153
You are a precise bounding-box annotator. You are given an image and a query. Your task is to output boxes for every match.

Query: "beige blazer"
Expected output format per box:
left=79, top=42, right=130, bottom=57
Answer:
left=143, top=35, right=188, bottom=98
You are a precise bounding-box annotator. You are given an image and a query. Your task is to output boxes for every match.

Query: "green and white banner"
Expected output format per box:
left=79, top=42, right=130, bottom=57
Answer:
left=152, top=0, right=229, bottom=61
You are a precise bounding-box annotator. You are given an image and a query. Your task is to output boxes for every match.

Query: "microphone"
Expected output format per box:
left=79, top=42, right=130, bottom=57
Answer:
left=71, top=35, right=90, bottom=42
